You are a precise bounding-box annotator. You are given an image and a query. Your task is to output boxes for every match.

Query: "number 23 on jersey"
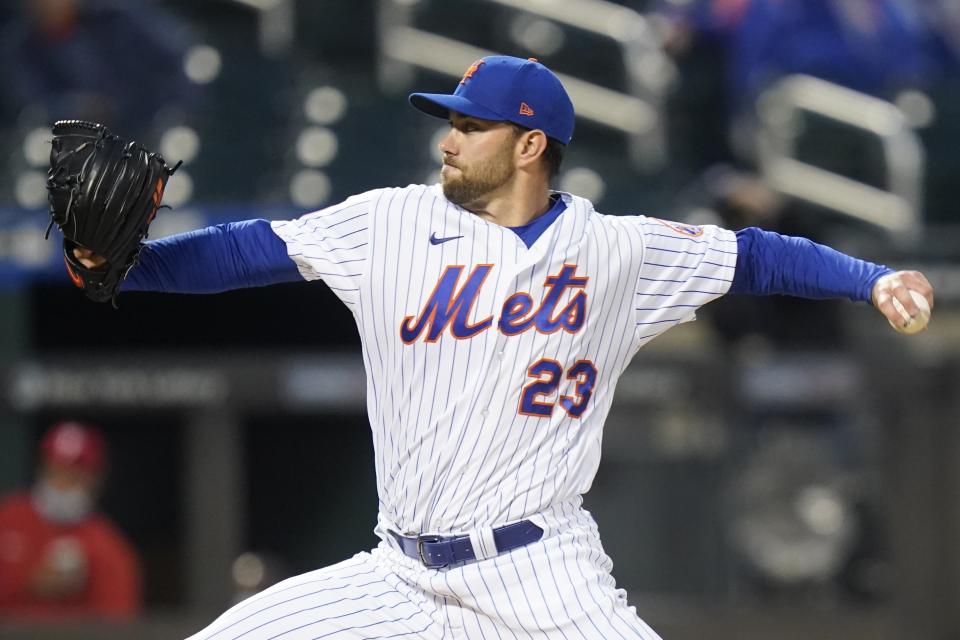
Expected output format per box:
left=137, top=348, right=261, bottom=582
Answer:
left=520, top=359, right=597, bottom=418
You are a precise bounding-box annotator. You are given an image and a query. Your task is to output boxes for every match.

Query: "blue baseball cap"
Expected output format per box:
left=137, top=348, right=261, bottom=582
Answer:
left=409, top=56, right=575, bottom=145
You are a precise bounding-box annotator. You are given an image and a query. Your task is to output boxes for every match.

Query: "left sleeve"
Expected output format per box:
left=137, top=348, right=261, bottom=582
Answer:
left=729, top=227, right=892, bottom=302
left=633, top=218, right=738, bottom=344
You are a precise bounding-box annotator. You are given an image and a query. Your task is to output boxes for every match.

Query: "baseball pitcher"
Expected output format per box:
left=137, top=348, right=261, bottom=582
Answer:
left=49, top=56, right=933, bottom=639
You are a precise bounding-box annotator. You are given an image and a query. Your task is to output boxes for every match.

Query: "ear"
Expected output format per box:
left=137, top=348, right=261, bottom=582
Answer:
left=515, top=129, right=548, bottom=170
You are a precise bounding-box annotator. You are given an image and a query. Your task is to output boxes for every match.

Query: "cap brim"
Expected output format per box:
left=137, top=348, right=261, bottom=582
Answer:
left=409, top=93, right=506, bottom=122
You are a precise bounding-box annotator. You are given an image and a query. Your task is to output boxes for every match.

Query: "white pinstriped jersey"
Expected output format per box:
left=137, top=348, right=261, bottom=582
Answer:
left=271, top=184, right=737, bottom=536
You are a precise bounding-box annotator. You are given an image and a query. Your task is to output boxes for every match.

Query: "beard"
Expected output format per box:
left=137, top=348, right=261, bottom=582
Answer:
left=441, top=141, right=516, bottom=206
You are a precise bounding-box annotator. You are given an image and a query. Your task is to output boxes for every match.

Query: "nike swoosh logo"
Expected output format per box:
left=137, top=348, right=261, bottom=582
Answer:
left=429, top=232, right=463, bottom=245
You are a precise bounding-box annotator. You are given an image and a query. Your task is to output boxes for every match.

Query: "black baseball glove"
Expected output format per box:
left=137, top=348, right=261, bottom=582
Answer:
left=45, top=120, right=180, bottom=304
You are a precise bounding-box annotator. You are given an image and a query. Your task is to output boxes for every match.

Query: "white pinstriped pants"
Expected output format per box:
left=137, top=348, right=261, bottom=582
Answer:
left=187, top=514, right=663, bottom=640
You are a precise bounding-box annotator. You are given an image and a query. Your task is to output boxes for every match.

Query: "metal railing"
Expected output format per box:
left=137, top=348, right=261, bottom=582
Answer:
left=756, top=75, right=925, bottom=246
left=376, top=0, right=676, bottom=171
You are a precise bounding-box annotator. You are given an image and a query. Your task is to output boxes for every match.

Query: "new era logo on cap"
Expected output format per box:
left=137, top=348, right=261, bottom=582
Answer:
left=408, top=55, right=575, bottom=144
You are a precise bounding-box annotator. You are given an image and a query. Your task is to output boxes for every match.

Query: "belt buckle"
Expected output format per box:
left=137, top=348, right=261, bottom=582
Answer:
left=417, top=534, right=443, bottom=567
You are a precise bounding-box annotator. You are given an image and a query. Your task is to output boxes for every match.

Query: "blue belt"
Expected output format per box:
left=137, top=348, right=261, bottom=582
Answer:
left=389, top=520, right=543, bottom=568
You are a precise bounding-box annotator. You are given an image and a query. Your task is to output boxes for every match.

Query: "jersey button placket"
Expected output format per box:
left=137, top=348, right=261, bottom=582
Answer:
left=487, top=260, right=530, bottom=420
left=483, top=336, right=509, bottom=422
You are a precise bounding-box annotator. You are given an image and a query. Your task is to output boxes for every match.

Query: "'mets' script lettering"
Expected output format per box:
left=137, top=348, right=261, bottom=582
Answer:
left=400, top=265, right=588, bottom=344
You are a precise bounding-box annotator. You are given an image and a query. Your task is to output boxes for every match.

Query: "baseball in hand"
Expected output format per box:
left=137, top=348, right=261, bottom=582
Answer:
left=889, top=290, right=930, bottom=335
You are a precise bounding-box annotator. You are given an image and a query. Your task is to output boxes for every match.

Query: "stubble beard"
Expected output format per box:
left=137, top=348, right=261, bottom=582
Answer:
left=441, top=143, right=516, bottom=208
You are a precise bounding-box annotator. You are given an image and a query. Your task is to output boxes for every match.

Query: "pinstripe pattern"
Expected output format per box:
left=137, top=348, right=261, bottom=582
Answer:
left=189, top=504, right=662, bottom=639
left=271, top=192, right=373, bottom=310
left=187, top=552, right=442, bottom=640
left=237, top=185, right=739, bottom=639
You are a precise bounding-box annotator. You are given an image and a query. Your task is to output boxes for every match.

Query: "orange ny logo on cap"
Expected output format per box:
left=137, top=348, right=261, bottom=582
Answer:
left=460, top=59, right=485, bottom=84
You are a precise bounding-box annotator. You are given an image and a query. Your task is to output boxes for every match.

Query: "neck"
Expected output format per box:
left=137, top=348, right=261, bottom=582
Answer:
left=462, top=178, right=552, bottom=227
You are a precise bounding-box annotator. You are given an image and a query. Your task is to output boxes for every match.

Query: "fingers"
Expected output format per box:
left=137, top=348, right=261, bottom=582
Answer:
left=898, top=270, right=934, bottom=310
left=872, top=271, right=934, bottom=330
left=72, top=247, right=108, bottom=269
left=890, top=275, right=918, bottom=317
left=873, top=276, right=904, bottom=327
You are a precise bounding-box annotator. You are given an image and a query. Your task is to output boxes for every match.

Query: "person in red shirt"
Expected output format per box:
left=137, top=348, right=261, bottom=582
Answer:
left=0, top=421, right=142, bottom=620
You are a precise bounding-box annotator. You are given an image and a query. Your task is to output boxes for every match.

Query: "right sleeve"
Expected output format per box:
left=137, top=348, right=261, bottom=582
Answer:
left=269, top=191, right=374, bottom=309
left=123, top=219, right=304, bottom=293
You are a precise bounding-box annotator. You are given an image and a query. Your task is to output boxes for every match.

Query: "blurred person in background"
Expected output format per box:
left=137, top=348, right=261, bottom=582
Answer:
left=729, top=0, right=943, bottom=111
left=893, top=0, right=960, bottom=70
left=0, top=420, right=142, bottom=620
left=656, top=0, right=952, bottom=184
left=0, top=0, right=198, bottom=138
left=658, top=0, right=947, bottom=121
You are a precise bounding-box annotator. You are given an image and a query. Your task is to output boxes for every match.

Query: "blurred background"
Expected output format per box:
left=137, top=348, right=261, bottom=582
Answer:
left=0, top=0, right=958, bottom=638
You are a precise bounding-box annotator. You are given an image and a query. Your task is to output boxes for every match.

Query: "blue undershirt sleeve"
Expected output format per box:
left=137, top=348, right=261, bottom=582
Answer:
left=729, top=227, right=892, bottom=303
left=122, top=219, right=304, bottom=293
